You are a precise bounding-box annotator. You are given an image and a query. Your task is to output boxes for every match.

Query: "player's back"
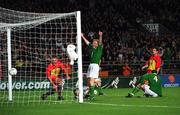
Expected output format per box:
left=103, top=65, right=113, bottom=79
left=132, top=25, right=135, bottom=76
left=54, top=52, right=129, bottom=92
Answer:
left=148, top=74, right=162, bottom=96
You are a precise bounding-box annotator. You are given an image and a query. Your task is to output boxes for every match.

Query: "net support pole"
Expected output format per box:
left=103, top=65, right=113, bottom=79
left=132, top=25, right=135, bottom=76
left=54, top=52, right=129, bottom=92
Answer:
left=7, top=28, right=13, bottom=101
left=76, top=11, right=83, bottom=103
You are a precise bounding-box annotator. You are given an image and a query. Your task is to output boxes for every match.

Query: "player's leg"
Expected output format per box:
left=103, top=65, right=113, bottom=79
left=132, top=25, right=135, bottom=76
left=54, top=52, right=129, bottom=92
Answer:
left=83, top=86, right=90, bottom=99
left=86, top=65, right=94, bottom=100
left=126, top=79, right=142, bottom=97
left=129, top=76, right=137, bottom=88
left=73, top=88, right=79, bottom=99
left=87, top=64, right=100, bottom=100
left=88, top=78, right=95, bottom=100
left=41, top=88, right=56, bottom=100
left=141, top=74, right=160, bottom=97
left=41, top=76, right=57, bottom=100
left=126, top=84, right=141, bottom=97
left=90, top=64, right=101, bottom=99
left=141, top=84, right=158, bottom=97
left=94, top=78, right=104, bottom=95
left=126, top=74, right=147, bottom=97
left=56, top=78, right=65, bottom=100
left=57, top=85, right=64, bottom=100
left=41, top=80, right=56, bottom=100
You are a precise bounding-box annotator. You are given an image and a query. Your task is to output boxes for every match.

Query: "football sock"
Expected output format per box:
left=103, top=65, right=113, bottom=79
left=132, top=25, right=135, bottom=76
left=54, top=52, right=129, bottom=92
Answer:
left=57, top=85, right=62, bottom=97
left=131, top=87, right=140, bottom=95
left=96, top=86, right=103, bottom=94
left=89, top=86, right=95, bottom=99
left=44, top=88, right=55, bottom=96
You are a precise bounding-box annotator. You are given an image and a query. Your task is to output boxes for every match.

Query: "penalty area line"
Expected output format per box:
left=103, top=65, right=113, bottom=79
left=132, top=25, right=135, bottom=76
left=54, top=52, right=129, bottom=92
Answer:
left=84, top=102, right=180, bottom=109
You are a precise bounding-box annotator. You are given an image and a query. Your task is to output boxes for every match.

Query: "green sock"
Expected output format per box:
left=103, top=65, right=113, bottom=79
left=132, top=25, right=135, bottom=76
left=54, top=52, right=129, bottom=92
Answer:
left=96, top=86, right=103, bottom=94
left=131, top=87, right=140, bottom=95
left=89, top=86, right=95, bottom=98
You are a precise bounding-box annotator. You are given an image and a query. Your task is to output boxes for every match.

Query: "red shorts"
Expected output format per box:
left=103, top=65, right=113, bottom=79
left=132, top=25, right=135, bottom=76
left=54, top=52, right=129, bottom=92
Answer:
left=147, top=70, right=152, bottom=74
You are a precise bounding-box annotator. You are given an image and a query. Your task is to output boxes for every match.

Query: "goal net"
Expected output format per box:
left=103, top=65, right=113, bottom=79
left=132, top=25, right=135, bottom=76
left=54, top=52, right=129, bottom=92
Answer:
left=0, top=7, right=83, bottom=105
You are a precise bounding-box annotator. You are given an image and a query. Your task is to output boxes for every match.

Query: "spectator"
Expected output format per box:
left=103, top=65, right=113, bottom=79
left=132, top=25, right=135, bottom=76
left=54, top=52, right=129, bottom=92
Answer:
left=122, top=63, right=132, bottom=77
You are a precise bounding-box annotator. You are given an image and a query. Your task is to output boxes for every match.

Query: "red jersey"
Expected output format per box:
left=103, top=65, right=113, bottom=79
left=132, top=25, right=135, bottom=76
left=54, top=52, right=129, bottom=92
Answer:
left=46, top=60, right=66, bottom=78
left=146, top=55, right=161, bottom=73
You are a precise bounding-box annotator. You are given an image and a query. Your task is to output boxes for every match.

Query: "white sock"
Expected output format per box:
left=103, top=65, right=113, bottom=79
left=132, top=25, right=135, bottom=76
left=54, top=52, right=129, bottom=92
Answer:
left=132, top=77, right=137, bottom=84
left=129, top=80, right=135, bottom=88
left=129, top=80, right=133, bottom=86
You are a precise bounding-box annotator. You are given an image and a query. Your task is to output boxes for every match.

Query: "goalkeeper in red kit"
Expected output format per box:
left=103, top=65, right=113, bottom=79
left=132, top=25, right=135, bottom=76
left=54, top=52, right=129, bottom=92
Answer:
left=41, top=57, right=70, bottom=100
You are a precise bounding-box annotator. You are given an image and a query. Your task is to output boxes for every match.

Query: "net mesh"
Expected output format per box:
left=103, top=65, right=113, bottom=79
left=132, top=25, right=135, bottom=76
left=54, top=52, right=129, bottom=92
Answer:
left=0, top=7, right=81, bottom=105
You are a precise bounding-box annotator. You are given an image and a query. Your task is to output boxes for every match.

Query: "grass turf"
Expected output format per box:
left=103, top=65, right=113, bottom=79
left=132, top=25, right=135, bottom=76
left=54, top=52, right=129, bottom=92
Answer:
left=1, top=87, right=180, bottom=115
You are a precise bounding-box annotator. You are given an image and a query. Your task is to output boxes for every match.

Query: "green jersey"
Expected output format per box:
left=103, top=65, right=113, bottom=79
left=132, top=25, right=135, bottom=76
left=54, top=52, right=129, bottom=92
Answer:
left=88, top=44, right=103, bottom=64
left=139, top=73, right=162, bottom=96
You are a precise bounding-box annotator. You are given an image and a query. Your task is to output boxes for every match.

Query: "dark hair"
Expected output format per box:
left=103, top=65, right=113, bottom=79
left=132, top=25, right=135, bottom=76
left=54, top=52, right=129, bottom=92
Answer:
left=153, top=47, right=159, bottom=51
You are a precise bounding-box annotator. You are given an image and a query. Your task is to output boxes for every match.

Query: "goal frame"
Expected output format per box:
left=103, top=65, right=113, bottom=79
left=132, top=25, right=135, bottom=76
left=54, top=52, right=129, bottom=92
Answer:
left=1, top=9, right=83, bottom=103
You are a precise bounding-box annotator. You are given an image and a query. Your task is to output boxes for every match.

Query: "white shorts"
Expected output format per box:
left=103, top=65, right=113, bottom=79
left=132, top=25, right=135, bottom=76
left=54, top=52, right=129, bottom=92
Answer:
left=87, top=64, right=99, bottom=79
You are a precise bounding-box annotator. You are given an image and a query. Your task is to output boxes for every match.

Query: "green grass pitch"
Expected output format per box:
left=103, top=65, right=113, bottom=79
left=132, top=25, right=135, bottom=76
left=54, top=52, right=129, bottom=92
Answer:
left=1, top=87, right=180, bottom=115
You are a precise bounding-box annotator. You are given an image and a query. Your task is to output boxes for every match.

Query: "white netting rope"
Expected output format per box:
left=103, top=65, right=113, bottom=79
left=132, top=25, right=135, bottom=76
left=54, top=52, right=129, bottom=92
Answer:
left=0, top=7, right=81, bottom=105
left=0, top=7, right=77, bottom=31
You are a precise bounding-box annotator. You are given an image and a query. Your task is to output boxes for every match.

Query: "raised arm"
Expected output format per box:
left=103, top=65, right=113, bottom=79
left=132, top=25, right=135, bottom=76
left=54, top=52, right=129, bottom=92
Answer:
left=98, top=31, right=103, bottom=45
left=81, top=33, right=90, bottom=45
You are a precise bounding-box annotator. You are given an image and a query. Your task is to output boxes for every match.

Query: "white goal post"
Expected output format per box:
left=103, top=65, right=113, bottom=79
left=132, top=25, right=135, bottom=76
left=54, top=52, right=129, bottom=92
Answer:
left=0, top=7, right=83, bottom=105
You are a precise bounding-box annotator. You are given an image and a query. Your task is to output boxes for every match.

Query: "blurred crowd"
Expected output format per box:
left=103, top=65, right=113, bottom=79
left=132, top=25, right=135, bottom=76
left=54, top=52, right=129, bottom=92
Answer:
left=0, top=0, right=180, bottom=76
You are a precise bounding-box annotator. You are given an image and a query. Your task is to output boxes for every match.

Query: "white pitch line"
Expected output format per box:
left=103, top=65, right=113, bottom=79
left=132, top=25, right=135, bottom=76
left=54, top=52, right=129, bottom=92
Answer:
left=84, top=102, right=180, bottom=109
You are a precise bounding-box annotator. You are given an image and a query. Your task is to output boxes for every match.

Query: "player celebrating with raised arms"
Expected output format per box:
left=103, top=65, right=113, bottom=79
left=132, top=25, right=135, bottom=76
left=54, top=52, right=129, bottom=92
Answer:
left=81, top=31, right=104, bottom=100
left=41, top=57, right=70, bottom=100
